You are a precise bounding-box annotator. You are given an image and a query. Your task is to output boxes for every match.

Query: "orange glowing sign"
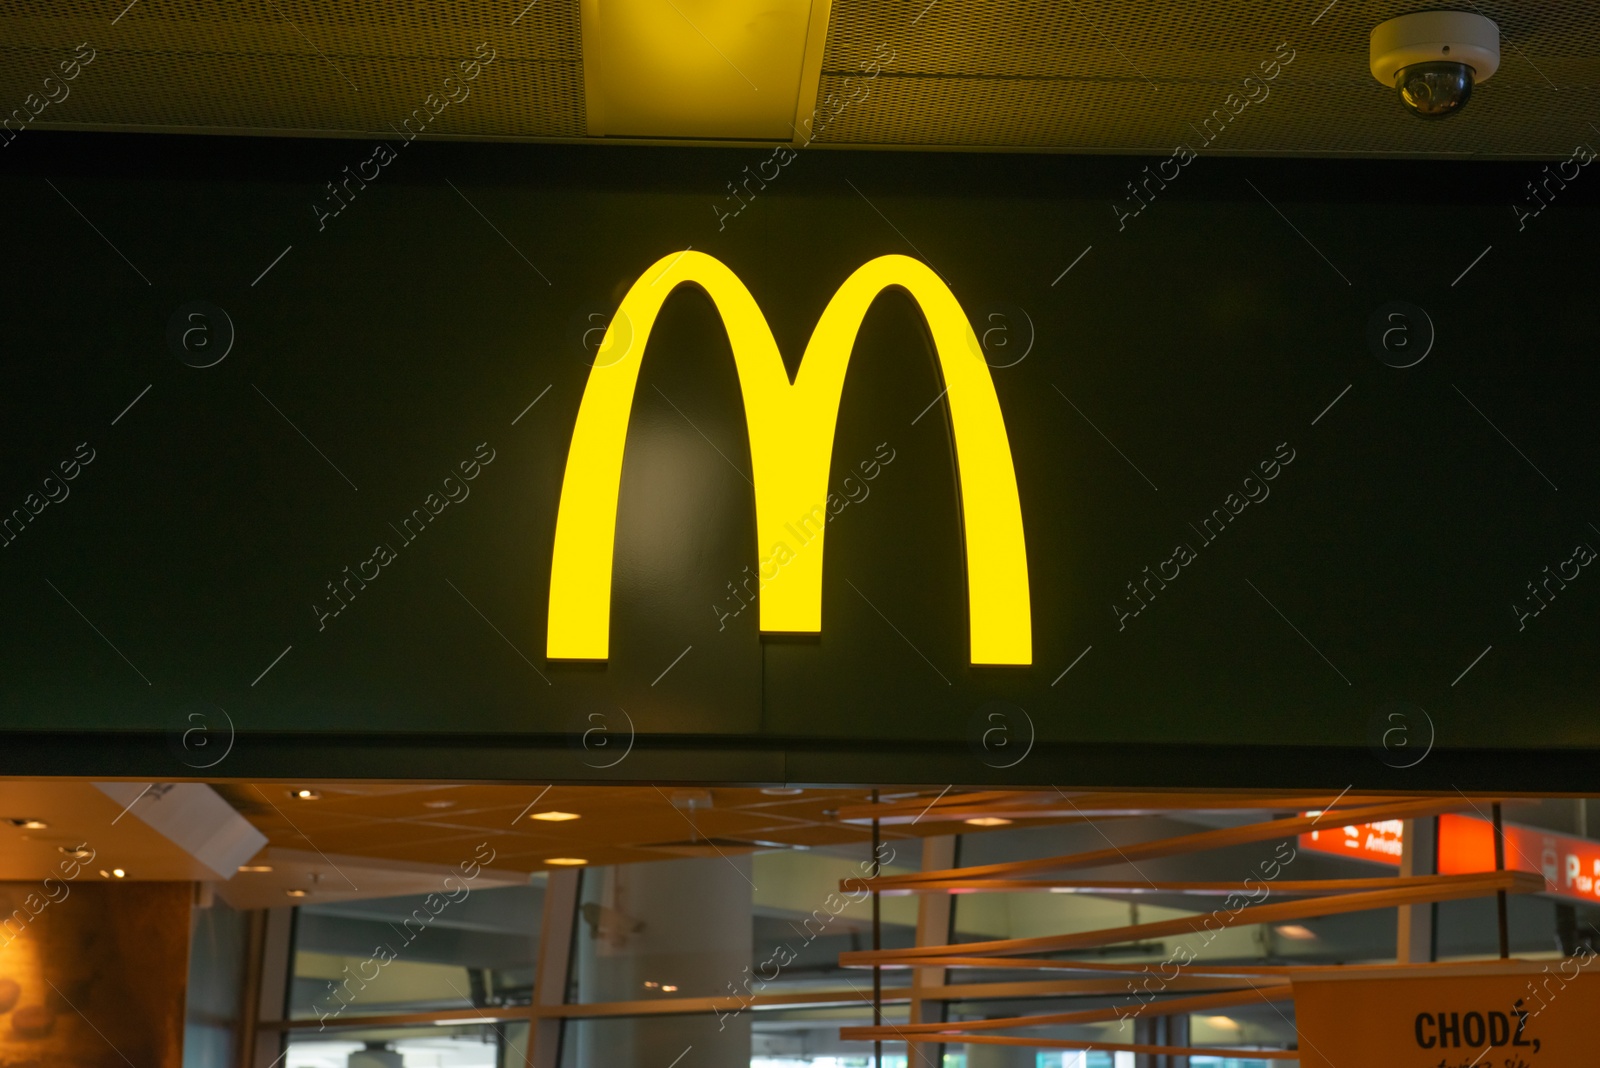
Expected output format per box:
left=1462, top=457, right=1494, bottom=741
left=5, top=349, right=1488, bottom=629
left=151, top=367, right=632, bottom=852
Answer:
left=1300, top=815, right=1405, bottom=865
left=1300, top=812, right=1600, bottom=906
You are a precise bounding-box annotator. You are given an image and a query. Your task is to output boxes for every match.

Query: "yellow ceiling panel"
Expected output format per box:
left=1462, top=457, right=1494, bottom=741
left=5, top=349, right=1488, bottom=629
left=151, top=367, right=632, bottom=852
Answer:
left=583, top=0, right=817, bottom=138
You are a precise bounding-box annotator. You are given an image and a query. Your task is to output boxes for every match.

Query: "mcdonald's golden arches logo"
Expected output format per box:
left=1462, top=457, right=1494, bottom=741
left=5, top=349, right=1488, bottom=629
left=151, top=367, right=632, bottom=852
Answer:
left=547, top=252, right=1032, bottom=665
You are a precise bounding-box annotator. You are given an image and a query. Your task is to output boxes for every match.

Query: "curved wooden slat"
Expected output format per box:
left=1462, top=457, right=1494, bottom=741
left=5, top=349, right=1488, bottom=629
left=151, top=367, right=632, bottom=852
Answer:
left=902, top=1034, right=1299, bottom=1060
left=855, top=956, right=1568, bottom=981
left=872, top=956, right=1300, bottom=974
left=841, top=984, right=1291, bottom=1037
left=859, top=797, right=1488, bottom=887
left=842, top=869, right=1543, bottom=964
left=833, top=789, right=1413, bottom=824
left=866, top=874, right=1460, bottom=895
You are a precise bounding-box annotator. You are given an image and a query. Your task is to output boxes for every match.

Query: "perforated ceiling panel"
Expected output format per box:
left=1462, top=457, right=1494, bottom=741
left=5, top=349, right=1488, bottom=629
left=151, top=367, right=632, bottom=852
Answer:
left=814, top=0, right=1600, bottom=156
left=0, top=0, right=585, bottom=139
left=1, top=0, right=1595, bottom=154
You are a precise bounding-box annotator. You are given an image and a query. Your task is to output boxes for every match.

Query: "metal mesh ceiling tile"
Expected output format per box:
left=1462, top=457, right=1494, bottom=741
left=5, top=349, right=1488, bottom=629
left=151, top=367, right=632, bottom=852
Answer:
left=816, top=0, right=1600, bottom=155
left=812, top=73, right=1600, bottom=154
left=2, top=0, right=1596, bottom=153
left=0, top=0, right=585, bottom=138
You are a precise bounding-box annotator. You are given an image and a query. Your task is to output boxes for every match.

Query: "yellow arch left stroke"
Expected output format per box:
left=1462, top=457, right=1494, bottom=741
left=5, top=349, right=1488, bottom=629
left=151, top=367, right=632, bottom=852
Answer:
left=546, top=250, right=1031, bottom=665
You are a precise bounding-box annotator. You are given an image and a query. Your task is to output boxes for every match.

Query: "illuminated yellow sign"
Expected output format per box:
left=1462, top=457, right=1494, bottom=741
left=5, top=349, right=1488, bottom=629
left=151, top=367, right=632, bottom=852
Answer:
left=547, top=252, right=1031, bottom=665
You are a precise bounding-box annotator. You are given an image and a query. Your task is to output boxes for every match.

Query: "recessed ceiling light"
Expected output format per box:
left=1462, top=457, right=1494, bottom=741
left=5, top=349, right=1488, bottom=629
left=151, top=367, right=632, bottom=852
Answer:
left=530, top=811, right=581, bottom=822
left=238, top=864, right=274, bottom=873
left=661, top=984, right=678, bottom=992
left=760, top=787, right=804, bottom=796
left=58, top=844, right=92, bottom=859
left=290, top=789, right=321, bottom=801
left=1275, top=924, right=1317, bottom=941
left=423, top=800, right=457, bottom=809
left=545, top=857, right=588, bottom=866
left=963, top=817, right=1013, bottom=827
left=4, top=818, right=48, bottom=829
left=285, top=889, right=308, bottom=898
left=111, top=868, right=126, bottom=878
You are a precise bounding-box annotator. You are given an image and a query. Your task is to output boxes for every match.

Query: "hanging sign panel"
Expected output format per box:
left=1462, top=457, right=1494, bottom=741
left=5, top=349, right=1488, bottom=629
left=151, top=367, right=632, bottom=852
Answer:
left=1294, top=972, right=1600, bottom=1068
left=1299, top=815, right=1600, bottom=906
left=0, top=135, right=1597, bottom=784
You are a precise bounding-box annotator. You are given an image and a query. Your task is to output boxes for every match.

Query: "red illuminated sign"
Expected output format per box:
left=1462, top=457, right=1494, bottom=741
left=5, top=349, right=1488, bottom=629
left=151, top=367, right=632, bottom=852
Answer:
left=1299, top=812, right=1600, bottom=906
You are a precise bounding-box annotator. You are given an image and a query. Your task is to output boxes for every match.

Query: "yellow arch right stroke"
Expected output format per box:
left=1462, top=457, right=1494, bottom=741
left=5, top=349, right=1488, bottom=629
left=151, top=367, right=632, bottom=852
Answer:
left=547, top=251, right=1031, bottom=665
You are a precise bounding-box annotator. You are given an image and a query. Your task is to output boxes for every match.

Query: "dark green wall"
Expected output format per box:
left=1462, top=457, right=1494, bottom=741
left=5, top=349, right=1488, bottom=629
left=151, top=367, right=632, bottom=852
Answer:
left=1, top=132, right=1596, bottom=789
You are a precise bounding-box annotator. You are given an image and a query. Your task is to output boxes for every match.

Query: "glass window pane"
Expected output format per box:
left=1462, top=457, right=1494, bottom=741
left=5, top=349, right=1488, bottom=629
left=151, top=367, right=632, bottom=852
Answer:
left=558, top=1007, right=909, bottom=1068
left=750, top=1004, right=908, bottom=1067
left=751, top=847, right=917, bottom=999
left=285, top=1021, right=527, bottom=1068
left=290, top=883, right=543, bottom=1021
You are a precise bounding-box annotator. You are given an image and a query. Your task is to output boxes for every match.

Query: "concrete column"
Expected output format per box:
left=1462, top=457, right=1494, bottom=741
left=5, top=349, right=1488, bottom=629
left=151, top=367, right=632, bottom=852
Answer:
left=569, top=856, right=753, bottom=1068
left=1396, top=816, right=1437, bottom=963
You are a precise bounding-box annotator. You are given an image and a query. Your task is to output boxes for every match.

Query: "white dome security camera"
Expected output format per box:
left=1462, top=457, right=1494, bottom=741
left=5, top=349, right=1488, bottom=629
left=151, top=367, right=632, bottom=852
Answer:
left=1370, top=11, right=1500, bottom=118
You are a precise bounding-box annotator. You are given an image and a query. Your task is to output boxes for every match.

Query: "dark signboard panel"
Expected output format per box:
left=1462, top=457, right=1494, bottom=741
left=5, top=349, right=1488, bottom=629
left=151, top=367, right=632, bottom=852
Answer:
left=0, top=134, right=1595, bottom=788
